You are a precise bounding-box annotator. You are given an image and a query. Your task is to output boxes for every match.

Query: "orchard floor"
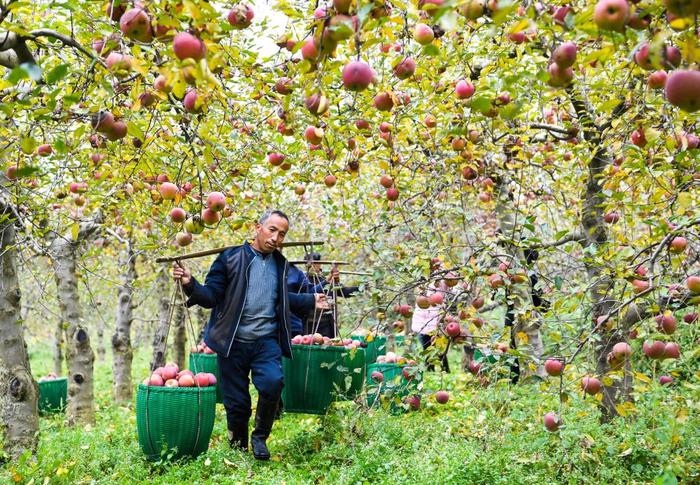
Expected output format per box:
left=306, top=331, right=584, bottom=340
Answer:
left=2, top=343, right=699, bottom=485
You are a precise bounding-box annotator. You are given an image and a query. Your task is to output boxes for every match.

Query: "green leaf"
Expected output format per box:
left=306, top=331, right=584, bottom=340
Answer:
left=8, top=66, right=29, bottom=84
left=128, top=123, right=144, bottom=141
left=45, top=64, right=69, bottom=84
left=20, top=136, right=35, bottom=154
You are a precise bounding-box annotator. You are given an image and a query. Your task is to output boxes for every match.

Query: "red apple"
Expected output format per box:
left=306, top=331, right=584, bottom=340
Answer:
left=429, top=293, right=444, bottom=305
left=342, top=61, right=373, bottom=91
left=37, top=144, right=53, bottom=157
left=612, top=341, right=632, bottom=358
left=552, top=42, right=577, bottom=68
left=593, top=0, right=630, bottom=31
left=373, top=92, right=394, bottom=111
left=413, top=23, right=434, bottom=45
left=324, top=174, right=337, bottom=187
left=543, top=412, right=561, bottom=432
left=581, top=376, right=601, bottom=395
left=164, top=379, right=179, bottom=387
left=655, top=312, right=677, bottom=334
left=201, top=208, right=221, bottom=226
left=148, top=374, right=165, bottom=386
left=686, top=275, right=700, bottom=293
left=455, top=79, right=475, bottom=99
left=178, top=374, right=195, bottom=387
left=544, top=359, right=564, bottom=376
left=683, top=312, right=697, bottom=323
left=183, top=89, right=201, bottom=113
left=435, top=390, right=449, bottom=404
left=175, top=232, right=192, bottom=246
left=669, top=236, right=687, bottom=253
left=648, top=70, right=668, bottom=89
left=659, top=375, right=674, bottom=386
left=663, top=342, right=680, bottom=359
left=393, top=57, right=416, bottom=80
left=604, top=211, right=620, bottom=224
left=370, top=371, right=384, bottom=383
left=227, top=3, right=254, bottom=29
left=119, top=8, right=152, bottom=43
left=643, top=340, right=666, bottom=359
left=159, top=182, right=178, bottom=200
left=445, top=321, right=461, bottom=337
left=386, top=187, right=399, bottom=201
left=172, top=32, right=206, bottom=61
left=665, top=71, right=700, bottom=113
left=206, top=191, right=226, bottom=211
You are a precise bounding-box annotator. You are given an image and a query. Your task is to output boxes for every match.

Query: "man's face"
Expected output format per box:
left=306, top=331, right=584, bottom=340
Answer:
left=254, top=214, right=289, bottom=253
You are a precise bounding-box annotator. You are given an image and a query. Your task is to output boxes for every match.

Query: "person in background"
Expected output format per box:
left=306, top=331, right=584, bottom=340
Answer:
left=411, top=260, right=452, bottom=372
left=303, top=252, right=360, bottom=338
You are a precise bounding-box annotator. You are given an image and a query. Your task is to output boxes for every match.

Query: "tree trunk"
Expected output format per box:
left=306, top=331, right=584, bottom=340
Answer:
left=494, top=179, right=546, bottom=377
left=568, top=87, right=630, bottom=421
left=112, top=240, right=136, bottom=402
left=171, top=300, right=186, bottom=371
left=196, top=306, right=208, bottom=342
left=151, top=267, right=172, bottom=370
left=95, top=302, right=106, bottom=363
left=0, top=203, right=40, bottom=459
left=53, top=320, right=64, bottom=376
left=48, top=216, right=101, bottom=425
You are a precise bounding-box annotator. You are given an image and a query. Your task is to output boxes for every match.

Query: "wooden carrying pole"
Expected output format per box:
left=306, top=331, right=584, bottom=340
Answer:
left=155, top=240, right=324, bottom=263
left=288, top=260, right=350, bottom=265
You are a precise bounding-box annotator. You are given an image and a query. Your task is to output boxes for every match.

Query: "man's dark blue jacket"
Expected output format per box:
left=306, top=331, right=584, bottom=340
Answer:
left=183, top=242, right=316, bottom=358
left=287, top=264, right=325, bottom=335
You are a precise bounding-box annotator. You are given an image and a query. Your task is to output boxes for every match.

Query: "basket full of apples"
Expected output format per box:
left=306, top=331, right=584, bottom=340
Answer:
left=189, top=341, right=222, bottom=403
left=136, top=362, right=217, bottom=461
left=37, top=373, right=67, bottom=415
left=366, top=352, right=423, bottom=414
left=283, top=333, right=366, bottom=413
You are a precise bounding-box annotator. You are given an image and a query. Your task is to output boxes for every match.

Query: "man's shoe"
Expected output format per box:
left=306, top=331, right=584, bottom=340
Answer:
left=228, top=422, right=248, bottom=451
left=251, top=396, right=278, bottom=460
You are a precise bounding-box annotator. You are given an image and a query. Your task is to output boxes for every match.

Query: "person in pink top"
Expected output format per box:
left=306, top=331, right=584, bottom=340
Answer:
left=411, top=263, right=452, bottom=372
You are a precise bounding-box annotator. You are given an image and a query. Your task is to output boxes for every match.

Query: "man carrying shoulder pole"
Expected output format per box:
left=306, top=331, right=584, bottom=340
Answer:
left=172, top=210, right=329, bottom=460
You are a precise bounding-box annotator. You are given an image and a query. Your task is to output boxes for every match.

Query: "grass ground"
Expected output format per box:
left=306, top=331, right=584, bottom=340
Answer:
left=1, top=341, right=699, bottom=484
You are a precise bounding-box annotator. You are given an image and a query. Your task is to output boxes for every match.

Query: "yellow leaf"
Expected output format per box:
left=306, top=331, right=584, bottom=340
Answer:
left=633, top=372, right=651, bottom=383
left=516, top=331, right=528, bottom=344
left=676, top=192, right=692, bottom=214
left=71, top=223, right=79, bottom=241
left=676, top=407, right=688, bottom=423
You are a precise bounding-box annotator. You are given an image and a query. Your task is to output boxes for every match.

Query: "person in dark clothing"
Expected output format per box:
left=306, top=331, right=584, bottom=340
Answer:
left=287, top=264, right=325, bottom=337
left=172, top=210, right=329, bottom=460
left=303, top=253, right=360, bottom=337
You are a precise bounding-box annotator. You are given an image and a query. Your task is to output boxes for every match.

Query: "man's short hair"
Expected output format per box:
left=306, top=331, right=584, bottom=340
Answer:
left=305, top=252, right=322, bottom=262
left=259, top=209, right=289, bottom=225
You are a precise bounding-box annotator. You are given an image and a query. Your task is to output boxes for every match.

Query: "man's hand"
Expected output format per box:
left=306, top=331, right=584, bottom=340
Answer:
left=314, top=293, right=330, bottom=310
left=328, top=266, right=340, bottom=284
left=172, top=262, right=192, bottom=286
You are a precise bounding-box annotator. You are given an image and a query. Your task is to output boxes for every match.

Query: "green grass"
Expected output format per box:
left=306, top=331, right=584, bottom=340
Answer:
left=2, top=342, right=699, bottom=484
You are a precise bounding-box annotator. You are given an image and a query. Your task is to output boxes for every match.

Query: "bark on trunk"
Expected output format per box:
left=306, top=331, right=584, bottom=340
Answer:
left=567, top=87, right=630, bottom=421
left=48, top=216, right=101, bottom=425
left=112, top=240, right=136, bottom=402
left=53, top=319, right=64, bottom=376
left=95, top=303, right=105, bottom=363
left=171, top=300, right=186, bottom=371
left=0, top=203, right=40, bottom=459
left=494, top=180, right=546, bottom=377
left=151, top=267, right=172, bottom=369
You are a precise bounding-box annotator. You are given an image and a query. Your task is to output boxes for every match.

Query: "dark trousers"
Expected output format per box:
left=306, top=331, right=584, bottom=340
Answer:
left=217, top=336, right=284, bottom=429
left=418, top=333, right=450, bottom=372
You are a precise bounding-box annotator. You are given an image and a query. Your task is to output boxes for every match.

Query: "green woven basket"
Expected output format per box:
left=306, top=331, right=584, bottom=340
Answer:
left=352, top=336, right=385, bottom=364
left=365, top=363, right=422, bottom=413
left=331, top=347, right=366, bottom=399
left=282, top=345, right=365, bottom=414
left=474, top=348, right=498, bottom=364
left=188, top=353, right=222, bottom=404
left=136, top=384, right=216, bottom=461
left=38, top=378, right=67, bottom=415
